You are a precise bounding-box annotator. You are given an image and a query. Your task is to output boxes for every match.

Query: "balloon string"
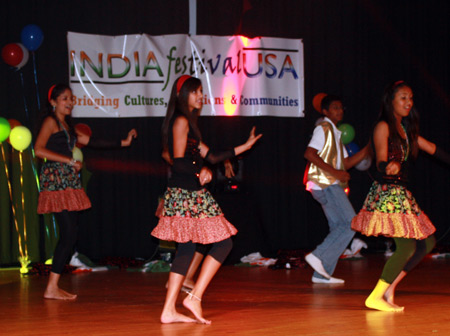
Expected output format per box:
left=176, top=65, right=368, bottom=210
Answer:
left=0, top=143, right=24, bottom=258
left=29, top=145, right=40, bottom=190
left=19, top=151, right=29, bottom=258
left=29, top=52, right=43, bottom=190
left=32, top=52, right=41, bottom=111
left=19, top=72, right=30, bottom=126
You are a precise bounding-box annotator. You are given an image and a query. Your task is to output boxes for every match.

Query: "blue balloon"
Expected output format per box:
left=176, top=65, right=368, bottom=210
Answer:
left=345, top=142, right=360, bottom=157
left=21, top=24, right=44, bottom=51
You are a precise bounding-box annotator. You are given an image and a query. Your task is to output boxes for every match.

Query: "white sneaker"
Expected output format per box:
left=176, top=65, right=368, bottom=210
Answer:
left=305, top=253, right=331, bottom=279
left=69, top=252, right=85, bottom=267
left=350, top=238, right=368, bottom=254
left=312, top=276, right=345, bottom=284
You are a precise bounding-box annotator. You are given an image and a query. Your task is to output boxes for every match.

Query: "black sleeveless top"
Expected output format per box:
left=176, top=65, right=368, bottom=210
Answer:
left=167, top=115, right=203, bottom=190
left=45, top=130, right=75, bottom=161
left=374, top=137, right=410, bottom=186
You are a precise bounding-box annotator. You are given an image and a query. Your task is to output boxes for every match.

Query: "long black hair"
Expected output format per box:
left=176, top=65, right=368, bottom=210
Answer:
left=378, top=81, right=419, bottom=158
left=36, top=83, right=76, bottom=137
left=161, top=76, right=202, bottom=152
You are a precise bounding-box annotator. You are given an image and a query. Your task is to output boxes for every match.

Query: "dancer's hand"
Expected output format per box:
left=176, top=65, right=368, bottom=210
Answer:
left=333, top=169, right=350, bottom=183
left=234, top=127, right=263, bottom=156
left=122, top=129, right=138, bottom=147
left=199, top=167, right=212, bottom=186
left=244, top=126, right=263, bottom=150
left=224, top=160, right=235, bottom=178
left=386, top=161, right=401, bottom=175
left=72, top=160, right=83, bottom=172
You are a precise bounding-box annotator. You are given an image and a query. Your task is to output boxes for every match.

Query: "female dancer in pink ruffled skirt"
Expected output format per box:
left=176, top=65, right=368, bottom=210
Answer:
left=152, top=75, right=261, bottom=324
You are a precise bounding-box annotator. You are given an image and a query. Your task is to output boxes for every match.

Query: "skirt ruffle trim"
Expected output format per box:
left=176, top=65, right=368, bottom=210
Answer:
left=151, top=215, right=238, bottom=244
left=38, top=189, right=91, bottom=214
left=351, top=209, right=435, bottom=239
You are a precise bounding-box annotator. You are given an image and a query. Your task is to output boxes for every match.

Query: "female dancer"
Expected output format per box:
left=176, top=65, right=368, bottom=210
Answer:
left=152, top=75, right=261, bottom=324
left=35, top=83, right=137, bottom=300
left=352, top=81, right=450, bottom=312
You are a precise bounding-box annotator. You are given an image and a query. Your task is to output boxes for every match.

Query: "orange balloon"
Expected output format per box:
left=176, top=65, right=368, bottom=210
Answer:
left=8, top=119, right=22, bottom=130
left=7, top=119, right=22, bottom=144
left=312, top=93, right=327, bottom=113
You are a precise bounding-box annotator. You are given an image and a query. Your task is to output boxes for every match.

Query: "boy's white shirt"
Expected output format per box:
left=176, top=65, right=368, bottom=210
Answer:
left=307, top=116, right=348, bottom=190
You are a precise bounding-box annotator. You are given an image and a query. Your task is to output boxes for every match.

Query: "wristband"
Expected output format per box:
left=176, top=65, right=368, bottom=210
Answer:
left=377, top=161, right=388, bottom=173
left=433, top=147, right=450, bottom=166
left=69, top=158, right=77, bottom=166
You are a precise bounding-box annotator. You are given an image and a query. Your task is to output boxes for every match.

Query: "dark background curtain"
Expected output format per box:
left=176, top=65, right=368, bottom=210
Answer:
left=1, top=0, right=449, bottom=265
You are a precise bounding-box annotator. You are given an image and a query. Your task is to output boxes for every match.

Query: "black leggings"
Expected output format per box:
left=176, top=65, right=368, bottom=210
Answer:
left=52, top=210, right=79, bottom=274
left=171, top=238, right=233, bottom=276
left=381, top=235, right=436, bottom=284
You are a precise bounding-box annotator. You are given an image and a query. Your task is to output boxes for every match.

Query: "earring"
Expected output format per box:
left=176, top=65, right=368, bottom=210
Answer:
left=52, top=105, right=56, bottom=112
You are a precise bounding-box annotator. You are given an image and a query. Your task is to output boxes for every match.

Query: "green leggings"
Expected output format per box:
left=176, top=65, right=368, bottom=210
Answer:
left=381, top=235, right=436, bottom=284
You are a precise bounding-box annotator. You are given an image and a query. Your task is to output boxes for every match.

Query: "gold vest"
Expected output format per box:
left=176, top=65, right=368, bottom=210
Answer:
left=306, top=121, right=347, bottom=189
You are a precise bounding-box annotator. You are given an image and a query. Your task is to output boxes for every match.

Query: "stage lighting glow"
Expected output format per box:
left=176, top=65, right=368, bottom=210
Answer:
left=239, top=36, right=250, bottom=47
left=223, top=77, right=239, bottom=116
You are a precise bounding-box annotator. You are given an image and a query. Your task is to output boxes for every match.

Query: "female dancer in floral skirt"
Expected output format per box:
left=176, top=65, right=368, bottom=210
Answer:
left=152, top=75, right=261, bottom=324
left=352, top=81, right=450, bottom=312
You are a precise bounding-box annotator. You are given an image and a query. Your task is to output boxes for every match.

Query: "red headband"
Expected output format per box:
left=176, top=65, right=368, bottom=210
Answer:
left=48, top=85, right=56, bottom=103
left=176, top=75, right=192, bottom=94
left=394, top=80, right=404, bottom=86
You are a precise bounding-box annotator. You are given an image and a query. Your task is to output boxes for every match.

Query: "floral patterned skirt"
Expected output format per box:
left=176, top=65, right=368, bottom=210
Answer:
left=37, top=161, right=91, bottom=214
left=351, top=181, right=435, bottom=239
left=152, top=187, right=237, bottom=244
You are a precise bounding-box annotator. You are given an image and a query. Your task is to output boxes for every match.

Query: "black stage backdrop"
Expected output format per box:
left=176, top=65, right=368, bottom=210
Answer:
left=1, top=0, right=449, bottom=263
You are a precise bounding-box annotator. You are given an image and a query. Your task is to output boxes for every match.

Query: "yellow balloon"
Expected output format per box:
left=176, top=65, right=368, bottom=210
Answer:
left=9, top=125, right=32, bottom=151
left=72, top=147, right=83, bottom=162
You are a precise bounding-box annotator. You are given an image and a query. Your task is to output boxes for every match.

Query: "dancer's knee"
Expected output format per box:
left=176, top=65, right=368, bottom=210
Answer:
left=425, top=235, right=436, bottom=254
left=209, top=238, right=233, bottom=264
left=171, top=242, right=196, bottom=276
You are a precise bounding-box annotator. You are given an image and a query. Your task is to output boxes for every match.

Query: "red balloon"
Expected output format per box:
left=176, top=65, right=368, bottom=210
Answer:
left=75, top=123, right=92, bottom=148
left=1, top=43, right=24, bottom=67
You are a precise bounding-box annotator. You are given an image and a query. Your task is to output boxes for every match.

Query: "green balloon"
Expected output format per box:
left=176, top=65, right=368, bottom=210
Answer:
left=9, top=126, right=32, bottom=151
left=338, top=123, right=355, bottom=145
left=0, top=117, right=11, bottom=143
left=72, top=147, right=84, bottom=162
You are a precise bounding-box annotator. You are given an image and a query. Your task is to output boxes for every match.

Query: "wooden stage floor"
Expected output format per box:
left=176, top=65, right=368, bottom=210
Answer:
left=1, top=254, right=449, bottom=335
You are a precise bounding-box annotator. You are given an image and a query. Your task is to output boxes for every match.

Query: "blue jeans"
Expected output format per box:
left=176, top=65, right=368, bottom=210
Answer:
left=310, top=184, right=356, bottom=279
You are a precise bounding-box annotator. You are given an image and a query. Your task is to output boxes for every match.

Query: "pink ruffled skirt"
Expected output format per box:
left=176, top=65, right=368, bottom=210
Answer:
left=152, top=187, right=237, bottom=244
left=37, top=161, right=91, bottom=214
left=38, top=189, right=91, bottom=214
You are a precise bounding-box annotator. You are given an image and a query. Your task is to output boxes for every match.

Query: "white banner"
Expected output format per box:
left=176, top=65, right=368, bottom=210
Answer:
left=67, top=32, right=304, bottom=118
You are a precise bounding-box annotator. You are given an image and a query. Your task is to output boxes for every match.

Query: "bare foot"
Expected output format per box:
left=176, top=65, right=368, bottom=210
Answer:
left=183, top=293, right=211, bottom=325
left=160, top=311, right=197, bottom=324
left=384, top=292, right=402, bottom=309
left=44, top=287, right=77, bottom=300
left=365, top=296, right=404, bottom=312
